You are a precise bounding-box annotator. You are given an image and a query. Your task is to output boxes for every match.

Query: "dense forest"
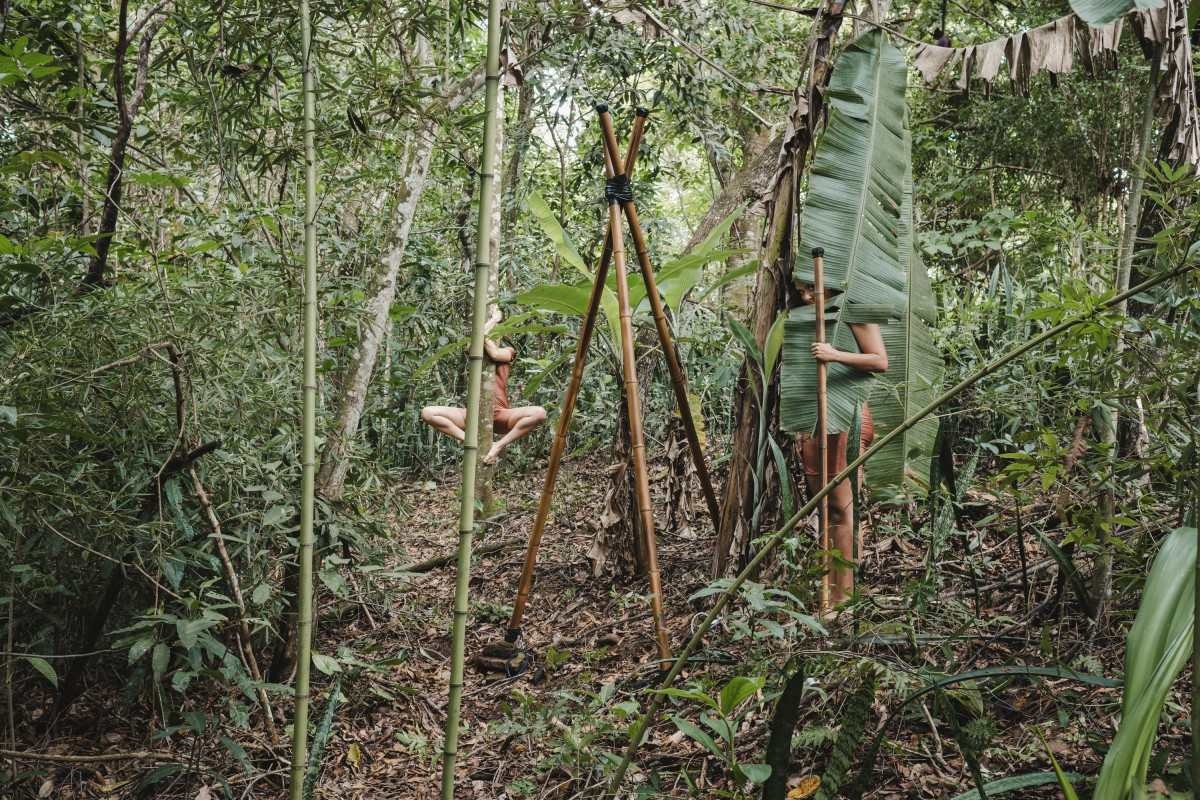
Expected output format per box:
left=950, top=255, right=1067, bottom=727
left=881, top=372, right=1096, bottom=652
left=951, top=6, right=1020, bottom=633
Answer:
left=3, top=0, right=1200, bottom=797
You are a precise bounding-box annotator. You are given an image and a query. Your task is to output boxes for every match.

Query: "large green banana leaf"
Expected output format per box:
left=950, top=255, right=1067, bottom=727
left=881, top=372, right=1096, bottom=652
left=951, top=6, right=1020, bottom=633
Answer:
left=782, top=29, right=908, bottom=435
left=1069, top=0, right=1164, bottom=26
left=864, top=136, right=944, bottom=493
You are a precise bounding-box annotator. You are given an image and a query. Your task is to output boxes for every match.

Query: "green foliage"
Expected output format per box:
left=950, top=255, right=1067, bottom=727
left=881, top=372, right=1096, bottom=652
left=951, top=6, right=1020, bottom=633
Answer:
left=782, top=29, right=910, bottom=434
left=1095, top=527, right=1197, bottom=800
left=659, top=674, right=770, bottom=790
left=866, top=140, right=943, bottom=494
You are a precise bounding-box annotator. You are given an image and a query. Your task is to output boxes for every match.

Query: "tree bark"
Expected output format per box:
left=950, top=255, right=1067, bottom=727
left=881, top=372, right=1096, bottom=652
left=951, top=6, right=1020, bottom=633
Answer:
left=713, top=2, right=846, bottom=577
left=82, top=0, right=173, bottom=288
left=476, top=85, right=504, bottom=516
left=314, top=65, right=485, bottom=501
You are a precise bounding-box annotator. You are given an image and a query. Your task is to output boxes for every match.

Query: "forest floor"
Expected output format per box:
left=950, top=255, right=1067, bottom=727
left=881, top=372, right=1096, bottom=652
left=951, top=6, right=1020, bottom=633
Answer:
left=12, top=450, right=1192, bottom=799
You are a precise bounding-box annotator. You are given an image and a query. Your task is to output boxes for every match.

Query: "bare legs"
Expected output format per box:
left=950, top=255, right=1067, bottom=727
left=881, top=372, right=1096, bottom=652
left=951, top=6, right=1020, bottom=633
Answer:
left=419, top=404, right=547, bottom=464
left=484, top=406, right=547, bottom=464
left=800, top=432, right=862, bottom=606
left=420, top=405, right=467, bottom=442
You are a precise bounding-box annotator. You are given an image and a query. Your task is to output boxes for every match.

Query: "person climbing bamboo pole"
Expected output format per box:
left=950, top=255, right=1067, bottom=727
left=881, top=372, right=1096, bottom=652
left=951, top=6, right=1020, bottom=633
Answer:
left=440, top=0, right=502, bottom=796
left=287, top=0, right=319, bottom=796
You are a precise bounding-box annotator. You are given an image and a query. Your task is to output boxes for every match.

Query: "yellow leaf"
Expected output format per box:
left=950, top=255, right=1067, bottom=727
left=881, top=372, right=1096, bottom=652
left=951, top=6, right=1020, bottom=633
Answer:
left=347, top=741, right=362, bottom=768
left=788, top=775, right=821, bottom=798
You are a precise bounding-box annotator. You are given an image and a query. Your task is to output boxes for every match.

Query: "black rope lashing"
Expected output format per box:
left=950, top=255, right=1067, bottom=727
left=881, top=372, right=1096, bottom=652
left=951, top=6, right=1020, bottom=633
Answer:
left=605, top=173, right=633, bottom=205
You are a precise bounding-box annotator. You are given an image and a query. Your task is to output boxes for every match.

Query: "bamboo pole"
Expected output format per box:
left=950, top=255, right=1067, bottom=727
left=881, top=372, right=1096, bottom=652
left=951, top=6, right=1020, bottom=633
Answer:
left=595, top=108, right=723, bottom=536
left=287, top=0, right=319, bottom=796
left=601, top=108, right=671, bottom=664
left=602, top=256, right=1200, bottom=797
left=439, top=0, right=502, bottom=795
left=506, top=124, right=645, bottom=642
left=812, top=247, right=831, bottom=611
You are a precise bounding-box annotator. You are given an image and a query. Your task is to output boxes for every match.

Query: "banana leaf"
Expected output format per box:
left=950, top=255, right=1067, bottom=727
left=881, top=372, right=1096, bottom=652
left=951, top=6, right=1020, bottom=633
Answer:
left=782, top=29, right=908, bottom=434
left=865, top=133, right=943, bottom=493
left=1094, top=527, right=1197, bottom=800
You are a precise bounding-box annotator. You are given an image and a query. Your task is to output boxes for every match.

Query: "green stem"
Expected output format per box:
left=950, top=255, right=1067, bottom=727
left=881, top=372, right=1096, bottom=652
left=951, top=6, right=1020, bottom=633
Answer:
left=288, top=1, right=320, bottom=797
left=439, top=2, right=503, bottom=797
left=1094, top=50, right=1161, bottom=620
left=603, top=256, right=1200, bottom=797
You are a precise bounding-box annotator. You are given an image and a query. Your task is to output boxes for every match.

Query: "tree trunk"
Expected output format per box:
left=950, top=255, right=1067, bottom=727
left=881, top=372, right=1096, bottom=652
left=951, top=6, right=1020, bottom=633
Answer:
left=713, top=2, right=846, bottom=577
left=476, top=84, right=505, bottom=516
left=82, top=0, right=173, bottom=288
left=314, top=65, right=485, bottom=501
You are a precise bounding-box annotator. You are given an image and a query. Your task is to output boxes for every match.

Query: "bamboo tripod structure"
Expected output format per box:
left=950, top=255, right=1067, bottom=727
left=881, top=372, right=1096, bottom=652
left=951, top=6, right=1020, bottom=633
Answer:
left=503, top=105, right=720, bottom=665
left=812, top=248, right=832, bottom=612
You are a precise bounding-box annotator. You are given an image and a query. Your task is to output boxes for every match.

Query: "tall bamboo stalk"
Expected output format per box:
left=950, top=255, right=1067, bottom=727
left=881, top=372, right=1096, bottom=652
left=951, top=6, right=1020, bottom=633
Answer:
left=440, top=1, right=502, bottom=796
left=287, top=0, right=319, bottom=797
left=1094, top=51, right=1162, bottom=621
left=603, top=257, right=1200, bottom=796
left=812, top=247, right=830, bottom=611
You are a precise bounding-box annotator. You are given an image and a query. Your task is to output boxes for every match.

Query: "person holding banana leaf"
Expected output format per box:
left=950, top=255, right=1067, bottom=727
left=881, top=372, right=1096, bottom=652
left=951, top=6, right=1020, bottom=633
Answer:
left=794, top=282, right=889, bottom=606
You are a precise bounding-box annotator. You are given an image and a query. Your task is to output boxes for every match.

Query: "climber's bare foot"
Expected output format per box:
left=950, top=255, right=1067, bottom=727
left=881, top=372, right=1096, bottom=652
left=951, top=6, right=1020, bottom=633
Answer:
left=482, top=442, right=504, bottom=465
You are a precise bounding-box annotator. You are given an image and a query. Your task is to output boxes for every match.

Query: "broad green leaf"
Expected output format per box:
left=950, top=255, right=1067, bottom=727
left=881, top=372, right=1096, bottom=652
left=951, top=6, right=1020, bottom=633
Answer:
left=0, top=233, right=15, bottom=254
left=151, top=643, right=170, bottom=682
left=128, top=637, right=155, bottom=664
left=519, top=281, right=622, bottom=358
left=525, top=191, right=586, bottom=276
left=656, top=248, right=739, bottom=311
left=718, top=675, right=763, bottom=716
left=1069, top=0, right=1163, bottom=26
left=865, top=131, right=943, bottom=492
left=739, top=763, right=772, bottom=784
left=783, top=30, right=909, bottom=434
left=22, top=655, right=56, bottom=687
left=728, top=317, right=762, bottom=365
left=1096, top=527, right=1197, bottom=799
left=312, top=652, right=342, bottom=675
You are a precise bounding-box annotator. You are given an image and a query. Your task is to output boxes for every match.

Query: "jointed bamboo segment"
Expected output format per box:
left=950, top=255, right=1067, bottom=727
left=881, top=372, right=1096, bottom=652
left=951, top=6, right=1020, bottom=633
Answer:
left=441, top=0, right=503, bottom=796
left=288, top=0, right=319, bottom=796
left=813, top=248, right=831, bottom=612
left=609, top=198, right=672, bottom=664
left=596, top=109, right=723, bottom=537
left=506, top=123, right=647, bottom=641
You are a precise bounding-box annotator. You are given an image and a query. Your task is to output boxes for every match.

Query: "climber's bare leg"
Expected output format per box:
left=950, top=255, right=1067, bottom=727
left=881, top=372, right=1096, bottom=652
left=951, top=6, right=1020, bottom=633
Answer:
left=483, top=406, right=547, bottom=464
left=419, top=405, right=467, bottom=442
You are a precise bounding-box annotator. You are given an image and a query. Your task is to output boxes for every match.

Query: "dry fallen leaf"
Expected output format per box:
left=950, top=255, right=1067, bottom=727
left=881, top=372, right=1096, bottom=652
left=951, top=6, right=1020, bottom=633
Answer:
left=347, top=741, right=362, bottom=768
left=38, top=778, right=55, bottom=798
left=194, top=786, right=213, bottom=800
left=788, top=775, right=821, bottom=798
